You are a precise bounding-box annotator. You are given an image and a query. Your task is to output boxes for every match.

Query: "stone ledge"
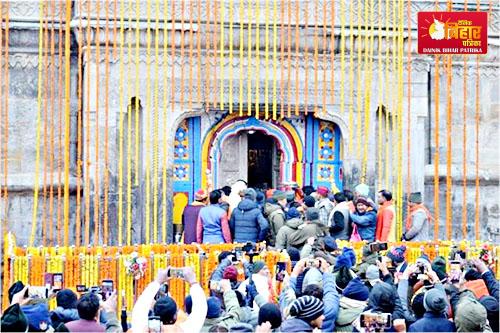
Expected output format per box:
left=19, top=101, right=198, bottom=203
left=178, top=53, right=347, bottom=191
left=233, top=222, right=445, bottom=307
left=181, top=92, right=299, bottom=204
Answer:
left=423, top=164, right=500, bottom=185
left=0, top=173, right=78, bottom=193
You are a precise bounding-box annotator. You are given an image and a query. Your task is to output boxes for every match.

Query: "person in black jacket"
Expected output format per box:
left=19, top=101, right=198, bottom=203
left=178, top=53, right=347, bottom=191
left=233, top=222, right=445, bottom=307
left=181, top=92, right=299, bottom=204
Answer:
left=230, top=188, right=269, bottom=243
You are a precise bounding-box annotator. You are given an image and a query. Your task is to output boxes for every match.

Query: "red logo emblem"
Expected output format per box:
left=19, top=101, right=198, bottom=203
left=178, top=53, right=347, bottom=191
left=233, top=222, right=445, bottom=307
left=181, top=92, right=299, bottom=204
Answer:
left=418, top=11, right=488, bottom=54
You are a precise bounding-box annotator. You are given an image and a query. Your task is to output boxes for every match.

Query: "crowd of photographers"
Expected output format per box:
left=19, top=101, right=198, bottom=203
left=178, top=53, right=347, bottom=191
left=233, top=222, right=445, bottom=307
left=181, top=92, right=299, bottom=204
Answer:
left=2, top=240, right=498, bottom=333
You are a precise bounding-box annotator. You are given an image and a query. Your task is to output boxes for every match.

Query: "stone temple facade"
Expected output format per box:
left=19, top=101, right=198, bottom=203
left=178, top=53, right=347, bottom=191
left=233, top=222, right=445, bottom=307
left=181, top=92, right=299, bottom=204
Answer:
left=0, top=0, right=498, bottom=246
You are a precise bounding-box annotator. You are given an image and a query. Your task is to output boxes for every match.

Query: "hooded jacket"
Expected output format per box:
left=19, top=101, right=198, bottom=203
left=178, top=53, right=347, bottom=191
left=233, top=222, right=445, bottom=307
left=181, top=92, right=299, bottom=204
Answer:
left=287, top=219, right=327, bottom=248
left=275, top=218, right=303, bottom=250
left=408, top=312, right=456, bottom=332
left=349, top=209, right=377, bottom=242
left=335, top=297, right=367, bottom=332
left=50, top=307, right=79, bottom=331
left=365, top=282, right=406, bottom=320
left=264, top=203, right=286, bottom=246
left=230, top=199, right=269, bottom=243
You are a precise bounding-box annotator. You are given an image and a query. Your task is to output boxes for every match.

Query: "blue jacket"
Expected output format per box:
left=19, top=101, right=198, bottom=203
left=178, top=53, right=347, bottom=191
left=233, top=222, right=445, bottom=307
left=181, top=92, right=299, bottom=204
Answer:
left=408, top=312, right=456, bottom=332
left=321, top=272, right=341, bottom=332
left=350, top=210, right=377, bottom=241
left=230, top=199, right=269, bottom=243
left=199, top=205, right=227, bottom=244
left=280, top=318, right=314, bottom=332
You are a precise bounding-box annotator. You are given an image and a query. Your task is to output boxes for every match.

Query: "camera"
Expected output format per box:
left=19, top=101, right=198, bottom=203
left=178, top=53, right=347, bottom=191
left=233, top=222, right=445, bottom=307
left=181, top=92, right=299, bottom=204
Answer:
left=369, top=242, right=388, bottom=253
left=360, top=312, right=392, bottom=331
left=305, top=259, right=320, bottom=268
left=167, top=268, right=184, bottom=279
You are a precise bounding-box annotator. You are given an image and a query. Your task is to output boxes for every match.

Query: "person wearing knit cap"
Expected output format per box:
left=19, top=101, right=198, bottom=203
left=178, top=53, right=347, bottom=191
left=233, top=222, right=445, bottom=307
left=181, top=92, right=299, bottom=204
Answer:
left=314, top=186, right=334, bottom=227
left=365, top=265, right=382, bottom=288
left=275, top=208, right=304, bottom=250
left=182, top=189, right=208, bottom=244
left=281, top=296, right=325, bottom=332
left=431, top=256, right=448, bottom=283
left=336, top=279, right=369, bottom=332
left=403, top=192, right=432, bottom=242
left=354, top=183, right=370, bottom=197
left=349, top=196, right=377, bottom=242
left=264, top=190, right=287, bottom=246
left=203, top=280, right=245, bottom=331
left=386, top=245, right=408, bottom=277
left=409, top=286, right=456, bottom=332
left=303, top=195, right=316, bottom=208
left=222, top=266, right=239, bottom=283
left=287, top=208, right=326, bottom=249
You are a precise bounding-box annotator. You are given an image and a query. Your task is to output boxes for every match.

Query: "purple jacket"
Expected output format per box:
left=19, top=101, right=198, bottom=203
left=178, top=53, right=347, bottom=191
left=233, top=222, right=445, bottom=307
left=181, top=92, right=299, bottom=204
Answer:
left=182, top=203, right=205, bottom=244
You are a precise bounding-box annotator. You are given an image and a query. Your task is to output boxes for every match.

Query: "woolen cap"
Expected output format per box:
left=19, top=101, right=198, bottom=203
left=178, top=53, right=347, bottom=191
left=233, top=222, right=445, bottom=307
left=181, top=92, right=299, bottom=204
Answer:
left=305, top=208, right=320, bottom=221
left=316, top=186, right=329, bottom=197
left=423, top=288, right=448, bottom=314
left=354, top=183, right=370, bottom=197
left=206, top=297, right=222, bottom=319
left=289, top=296, right=324, bottom=322
left=194, top=189, right=208, bottom=201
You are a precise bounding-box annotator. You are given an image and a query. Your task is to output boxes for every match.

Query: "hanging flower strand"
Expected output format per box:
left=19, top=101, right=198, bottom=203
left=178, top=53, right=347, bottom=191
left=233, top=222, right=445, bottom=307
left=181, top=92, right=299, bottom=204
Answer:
left=124, top=252, right=147, bottom=280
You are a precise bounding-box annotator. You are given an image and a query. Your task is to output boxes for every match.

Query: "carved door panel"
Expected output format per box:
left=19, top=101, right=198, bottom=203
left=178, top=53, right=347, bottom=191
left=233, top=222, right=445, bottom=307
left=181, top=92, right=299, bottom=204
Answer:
left=218, top=133, right=248, bottom=188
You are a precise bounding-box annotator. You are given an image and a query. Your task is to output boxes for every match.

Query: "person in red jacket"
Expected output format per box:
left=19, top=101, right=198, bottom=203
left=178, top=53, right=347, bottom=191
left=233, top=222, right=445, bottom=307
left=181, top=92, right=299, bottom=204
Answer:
left=375, top=190, right=396, bottom=242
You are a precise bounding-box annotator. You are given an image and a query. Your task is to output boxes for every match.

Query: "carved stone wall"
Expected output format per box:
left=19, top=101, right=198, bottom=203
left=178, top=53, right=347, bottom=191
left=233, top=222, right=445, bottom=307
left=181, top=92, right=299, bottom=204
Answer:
left=1, top=0, right=499, bottom=245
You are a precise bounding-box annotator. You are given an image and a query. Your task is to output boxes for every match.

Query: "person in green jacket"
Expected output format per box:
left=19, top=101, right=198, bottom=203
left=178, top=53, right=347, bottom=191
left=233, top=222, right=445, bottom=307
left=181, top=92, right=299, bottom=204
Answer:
left=275, top=208, right=303, bottom=250
left=202, top=279, right=242, bottom=331
left=335, top=278, right=369, bottom=332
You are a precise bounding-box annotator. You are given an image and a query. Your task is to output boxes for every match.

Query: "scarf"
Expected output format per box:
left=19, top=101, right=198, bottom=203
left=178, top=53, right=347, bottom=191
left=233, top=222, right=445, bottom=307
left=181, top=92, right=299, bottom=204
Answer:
left=405, top=203, right=433, bottom=231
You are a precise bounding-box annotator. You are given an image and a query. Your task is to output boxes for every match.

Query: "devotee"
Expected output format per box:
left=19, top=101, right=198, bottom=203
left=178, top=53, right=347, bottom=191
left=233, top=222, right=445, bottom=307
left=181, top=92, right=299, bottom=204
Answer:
left=132, top=267, right=207, bottom=333
left=329, top=192, right=351, bottom=241
left=182, top=189, right=208, bottom=244
left=197, top=190, right=232, bottom=244
left=263, top=190, right=287, bottom=246
left=314, top=186, right=334, bottom=227
left=275, top=207, right=303, bottom=250
left=402, top=192, right=432, bottom=242
left=230, top=188, right=269, bottom=243
left=375, top=189, right=396, bottom=242
left=349, top=196, right=377, bottom=242
left=65, top=291, right=120, bottom=332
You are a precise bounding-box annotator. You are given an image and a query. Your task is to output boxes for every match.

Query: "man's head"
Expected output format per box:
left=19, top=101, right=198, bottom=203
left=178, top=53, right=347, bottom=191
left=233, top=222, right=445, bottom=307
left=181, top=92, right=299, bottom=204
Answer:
left=244, top=188, right=257, bottom=202
left=302, top=284, right=324, bottom=300
left=302, top=186, right=315, bottom=196
left=56, top=289, right=78, bottom=309
left=377, top=190, right=392, bottom=205
left=8, top=281, right=25, bottom=304
left=258, top=303, right=282, bottom=329
left=411, top=293, right=426, bottom=319
left=355, top=197, right=370, bottom=214
left=253, top=261, right=270, bottom=277
left=289, top=296, right=325, bottom=328
left=333, top=192, right=346, bottom=205
left=77, top=293, right=101, bottom=321
left=1, top=304, right=29, bottom=332
left=303, top=195, right=316, bottom=208
left=387, top=246, right=407, bottom=265
left=272, top=190, right=287, bottom=207
left=209, top=190, right=222, bottom=205
left=206, top=297, right=222, bottom=319
left=354, top=183, right=370, bottom=198
left=194, top=189, right=208, bottom=203
left=305, top=208, right=319, bottom=222
left=316, top=186, right=329, bottom=199
left=220, top=186, right=232, bottom=197
left=423, top=288, right=448, bottom=314
left=154, top=296, right=178, bottom=325
left=343, top=189, right=354, bottom=202
left=408, top=192, right=422, bottom=207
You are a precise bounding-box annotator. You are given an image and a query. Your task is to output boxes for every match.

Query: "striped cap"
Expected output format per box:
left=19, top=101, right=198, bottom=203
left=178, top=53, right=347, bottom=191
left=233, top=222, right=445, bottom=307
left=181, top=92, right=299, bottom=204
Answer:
left=289, top=296, right=324, bottom=322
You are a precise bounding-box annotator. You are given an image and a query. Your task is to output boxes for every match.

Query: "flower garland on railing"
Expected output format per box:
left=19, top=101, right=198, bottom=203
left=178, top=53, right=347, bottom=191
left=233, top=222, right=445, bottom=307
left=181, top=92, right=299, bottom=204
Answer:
left=3, top=237, right=499, bottom=312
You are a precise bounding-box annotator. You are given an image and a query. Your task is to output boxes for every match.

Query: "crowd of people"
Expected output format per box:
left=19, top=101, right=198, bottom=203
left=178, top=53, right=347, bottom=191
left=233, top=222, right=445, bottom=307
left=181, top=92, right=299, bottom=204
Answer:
left=186, top=181, right=431, bottom=247
left=2, top=241, right=498, bottom=332
left=2, top=182, right=498, bottom=332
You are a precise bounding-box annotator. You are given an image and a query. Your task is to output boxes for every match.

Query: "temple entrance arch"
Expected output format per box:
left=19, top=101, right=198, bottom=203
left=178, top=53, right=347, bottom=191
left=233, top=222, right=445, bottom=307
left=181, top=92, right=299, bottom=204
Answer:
left=217, top=129, right=282, bottom=189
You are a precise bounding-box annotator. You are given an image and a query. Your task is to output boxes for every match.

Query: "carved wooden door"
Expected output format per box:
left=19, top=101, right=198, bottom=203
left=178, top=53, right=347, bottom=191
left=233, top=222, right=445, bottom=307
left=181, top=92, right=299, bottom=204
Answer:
left=217, top=132, right=248, bottom=188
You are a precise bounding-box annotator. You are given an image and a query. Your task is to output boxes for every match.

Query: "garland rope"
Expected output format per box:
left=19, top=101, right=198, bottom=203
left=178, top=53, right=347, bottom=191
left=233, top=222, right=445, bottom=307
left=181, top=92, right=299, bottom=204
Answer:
left=145, top=0, right=152, bottom=244
left=94, top=0, right=101, bottom=243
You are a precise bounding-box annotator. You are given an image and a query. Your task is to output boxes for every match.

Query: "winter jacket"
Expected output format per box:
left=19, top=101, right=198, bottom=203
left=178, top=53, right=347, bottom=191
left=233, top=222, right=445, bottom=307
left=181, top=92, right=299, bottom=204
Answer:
left=365, top=282, right=406, bottom=320
left=321, top=272, right=341, bottom=332
left=201, top=290, right=241, bottom=331
left=50, top=307, right=79, bottom=331
left=355, top=252, right=378, bottom=278
left=375, top=201, right=396, bottom=242
left=264, top=203, right=286, bottom=246
left=280, top=318, right=314, bottom=332
left=230, top=199, right=269, bottom=243
left=335, top=297, right=367, bottom=332
left=349, top=209, right=377, bottom=242
left=316, top=198, right=334, bottom=227
left=275, top=218, right=303, bottom=250
left=482, top=270, right=499, bottom=301
left=287, top=219, right=326, bottom=248
left=182, top=202, right=205, bottom=244
left=404, top=209, right=430, bottom=242
left=408, top=312, right=456, bottom=332
left=197, top=204, right=231, bottom=244
left=329, top=201, right=351, bottom=240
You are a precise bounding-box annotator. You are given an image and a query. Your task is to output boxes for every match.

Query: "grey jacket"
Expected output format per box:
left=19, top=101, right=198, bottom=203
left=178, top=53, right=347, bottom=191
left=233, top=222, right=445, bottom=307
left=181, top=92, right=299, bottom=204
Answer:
left=404, top=210, right=429, bottom=241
